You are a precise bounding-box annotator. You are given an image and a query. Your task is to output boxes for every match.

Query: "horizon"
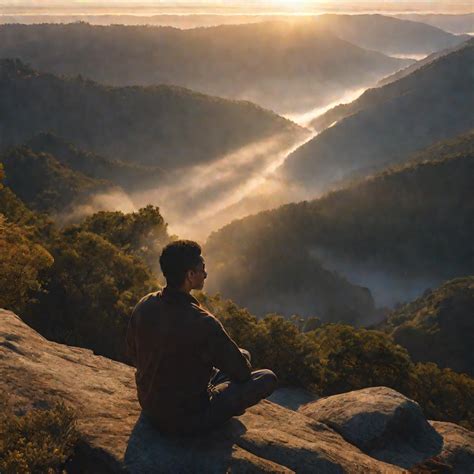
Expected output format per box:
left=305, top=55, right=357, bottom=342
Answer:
left=1, top=1, right=473, bottom=15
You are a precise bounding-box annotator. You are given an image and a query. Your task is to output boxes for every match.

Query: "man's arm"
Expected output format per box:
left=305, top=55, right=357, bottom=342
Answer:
left=209, top=317, right=252, bottom=383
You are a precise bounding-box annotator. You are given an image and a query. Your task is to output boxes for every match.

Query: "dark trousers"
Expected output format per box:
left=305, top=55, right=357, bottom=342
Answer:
left=159, top=349, right=278, bottom=435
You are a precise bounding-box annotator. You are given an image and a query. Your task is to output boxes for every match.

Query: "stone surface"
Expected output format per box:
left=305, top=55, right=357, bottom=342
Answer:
left=267, top=386, right=318, bottom=411
left=428, top=421, right=474, bottom=473
left=0, top=309, right=471, bottom=473
left=299, top=387, right=474, bottom=471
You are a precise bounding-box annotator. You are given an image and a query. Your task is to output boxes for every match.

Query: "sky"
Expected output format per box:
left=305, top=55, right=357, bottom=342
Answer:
left=1, top=0, right=472, bottom=10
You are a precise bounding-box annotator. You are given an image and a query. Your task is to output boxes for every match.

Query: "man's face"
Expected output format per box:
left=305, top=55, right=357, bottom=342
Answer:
left=189, top=258, right=207, bottom=290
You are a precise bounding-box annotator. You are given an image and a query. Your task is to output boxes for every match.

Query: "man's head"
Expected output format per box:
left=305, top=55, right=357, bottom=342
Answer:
left=159, top=240, right=207, bottom=291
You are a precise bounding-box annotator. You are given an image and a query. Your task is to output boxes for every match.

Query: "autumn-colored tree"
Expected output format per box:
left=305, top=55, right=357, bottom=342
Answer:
left=0, top=215, right=53, bottom=314
left=28, top=228, right=158, bottom=361
left=308, top=324, right=413, bottom=395
left=78, top=205, right=171, bottom=273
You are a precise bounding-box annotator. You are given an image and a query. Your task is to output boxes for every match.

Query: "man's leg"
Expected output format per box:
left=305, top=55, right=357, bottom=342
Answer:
left=198, top=367, right=277, bottom=433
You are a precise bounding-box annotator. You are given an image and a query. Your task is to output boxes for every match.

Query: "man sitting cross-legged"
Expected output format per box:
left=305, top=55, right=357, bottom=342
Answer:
left=126, top=240, right=278, bottom=435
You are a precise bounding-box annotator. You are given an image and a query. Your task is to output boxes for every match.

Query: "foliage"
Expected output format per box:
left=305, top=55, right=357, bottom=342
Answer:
left=26, top=228, right=158, bottom=361
left=307, top=324, right=413, bottom=395
left=383, top=277, right=474, bottom=376
left=0, top=394, right=78, bottom=474
left=0, top=146, right=108, bottom=213
left=198, top=293, right=323, bottom=390
left=0, top=215, right=53, bottom=314
left=26, top=132, right=166, bottom=192
left=77, top=205, right=171, bottom=272
left=199, top=293, right=474, bottom=429
left=410, top=363, right=474, bottom=430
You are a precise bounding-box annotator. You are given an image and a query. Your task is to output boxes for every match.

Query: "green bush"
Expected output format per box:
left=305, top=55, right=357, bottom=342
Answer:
left=308, top=324, right=413, bottom=395
left=0, top=394, right=78, bottom=474
left=198, top=294, right=323, bottom=390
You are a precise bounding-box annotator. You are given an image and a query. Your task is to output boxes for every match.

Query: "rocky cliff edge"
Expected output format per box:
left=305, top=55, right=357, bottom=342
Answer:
left=1, top=309, right=472, bottom=473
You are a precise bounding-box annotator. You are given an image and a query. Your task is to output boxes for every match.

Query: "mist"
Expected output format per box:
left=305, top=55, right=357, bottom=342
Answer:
left=130, top=131, right=313, bottom=240
left=284, top=86, right=368, bottom=128
left=55, top=188, right=137, bottom=225
left=309, top=247, right=440, bottom=312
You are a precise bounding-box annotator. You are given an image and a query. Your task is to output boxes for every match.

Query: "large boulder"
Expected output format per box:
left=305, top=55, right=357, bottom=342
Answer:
left=299, top=387, right=474, bottom=471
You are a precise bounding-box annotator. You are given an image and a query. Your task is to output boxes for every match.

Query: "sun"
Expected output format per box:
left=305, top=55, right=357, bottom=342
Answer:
left=268, top=0, right=313, bottom=10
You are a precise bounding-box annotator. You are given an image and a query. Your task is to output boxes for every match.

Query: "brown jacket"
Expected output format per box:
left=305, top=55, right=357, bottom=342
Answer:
left=126, top=287, right=251, bottom=427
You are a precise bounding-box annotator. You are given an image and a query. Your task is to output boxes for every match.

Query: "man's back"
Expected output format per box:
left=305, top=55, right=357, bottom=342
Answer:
left=126, top=287, right=251, bottom=431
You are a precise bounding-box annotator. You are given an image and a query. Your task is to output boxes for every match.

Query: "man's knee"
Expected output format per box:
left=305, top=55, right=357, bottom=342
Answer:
left=251, top=369, right=278, bottom=398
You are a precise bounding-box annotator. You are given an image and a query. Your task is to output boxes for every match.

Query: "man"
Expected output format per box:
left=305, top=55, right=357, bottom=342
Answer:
left=126, top=240, right=277, bottom=435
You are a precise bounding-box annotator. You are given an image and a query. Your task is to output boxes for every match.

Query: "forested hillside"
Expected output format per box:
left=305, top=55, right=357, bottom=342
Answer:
left=312, top=38, right=473, bottom=131
left=382, top=277, right=474, bottom=377
left=0, top=146, right=111, bottom=213
left=0, top=22, right=408, bottom=113
left=206, top=132, right=474, bottom=316
left=281, top=42, right=474, bottom=192
left=0, top=59, right=303, bottom=169
left=26, top=133, right=165, bottom=191
left=376, top=39, right=471, bottom=87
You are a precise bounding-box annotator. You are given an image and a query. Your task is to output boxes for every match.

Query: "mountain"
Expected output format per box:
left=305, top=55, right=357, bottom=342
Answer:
left=0, top=146, right=109, bottom=213
left=311, top=38, right=473, bottom=132
left=0, top=59, right=303, bottom=170
left=316, top=14, right=468, bottom=56
left=206, top=134, right=474, bottom=315
left=282, top=42, right=474, bottom=191
left=376, top=38, right=472, bottom=88
left=394, top=13, right=474, bottom=35
left=382, top=277, right=474, bottom=377
left=0, top=22, right=408, bottom=113
left=26, top=133, right=165, bottom=191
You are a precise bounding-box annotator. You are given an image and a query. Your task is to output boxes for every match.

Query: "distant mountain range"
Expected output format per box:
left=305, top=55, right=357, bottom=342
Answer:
left=281, top=41, right=474, bottom=192
left=394, top=13, right=474, bottom=34
left=316, top=14, right=468, bottom=55
left=0, top=59, right=303, bottom=171
left=205, top=131, right=474, bottom=320
left=0, top=21, right=409, bottom=113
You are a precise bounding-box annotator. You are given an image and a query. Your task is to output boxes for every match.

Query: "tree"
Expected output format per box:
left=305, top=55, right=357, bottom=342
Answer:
left=27, top=228, right=157, bottom=361
left=0, top=215, right=53, bottom=314
left=78, top=205, right=171, bottom=272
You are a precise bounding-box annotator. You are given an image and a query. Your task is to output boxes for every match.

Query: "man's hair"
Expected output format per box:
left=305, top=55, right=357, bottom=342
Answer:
left=159, top=240, right=202, bottom=287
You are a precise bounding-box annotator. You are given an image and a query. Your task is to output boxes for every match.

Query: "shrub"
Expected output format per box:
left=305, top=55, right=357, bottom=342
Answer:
left=0, top=394, right=79, bottom=474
